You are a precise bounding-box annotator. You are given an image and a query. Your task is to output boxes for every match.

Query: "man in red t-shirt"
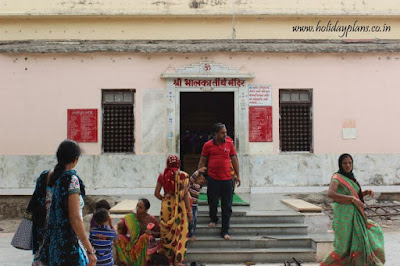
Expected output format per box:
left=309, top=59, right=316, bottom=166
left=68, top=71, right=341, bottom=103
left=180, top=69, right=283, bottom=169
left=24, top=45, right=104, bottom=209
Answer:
left=198, top=123, right=241, bottom=240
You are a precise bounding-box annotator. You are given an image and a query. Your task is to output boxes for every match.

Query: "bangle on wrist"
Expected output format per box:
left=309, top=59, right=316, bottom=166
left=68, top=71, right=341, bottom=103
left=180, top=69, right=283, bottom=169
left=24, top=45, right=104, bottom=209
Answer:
left=86, top=248, right=96, bottom=255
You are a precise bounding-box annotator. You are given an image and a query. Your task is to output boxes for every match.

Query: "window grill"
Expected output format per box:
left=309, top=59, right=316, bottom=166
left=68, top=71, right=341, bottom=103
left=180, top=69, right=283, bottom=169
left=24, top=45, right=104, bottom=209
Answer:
left=279, top=90, right=312, bottom=152
left=102, top=90, right=135, bottom=153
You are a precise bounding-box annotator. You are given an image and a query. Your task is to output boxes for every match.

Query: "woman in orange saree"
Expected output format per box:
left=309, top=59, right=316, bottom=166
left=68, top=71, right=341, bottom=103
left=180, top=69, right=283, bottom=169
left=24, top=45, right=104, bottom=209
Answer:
left=154, top=155, right=192, bottom=265
left=321, top=154, right=385, bottom=266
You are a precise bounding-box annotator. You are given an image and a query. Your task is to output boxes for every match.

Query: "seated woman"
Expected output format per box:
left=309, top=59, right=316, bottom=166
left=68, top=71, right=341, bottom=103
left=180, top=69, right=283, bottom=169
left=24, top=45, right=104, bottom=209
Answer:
left=114, top=198, right=160, bottom=266
left=321, top=153, right=385, bottom=265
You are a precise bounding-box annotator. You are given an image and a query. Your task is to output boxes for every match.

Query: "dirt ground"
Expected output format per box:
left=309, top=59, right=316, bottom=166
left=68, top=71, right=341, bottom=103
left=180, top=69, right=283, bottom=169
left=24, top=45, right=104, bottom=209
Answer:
left=0, top=195, right=123, bottom=232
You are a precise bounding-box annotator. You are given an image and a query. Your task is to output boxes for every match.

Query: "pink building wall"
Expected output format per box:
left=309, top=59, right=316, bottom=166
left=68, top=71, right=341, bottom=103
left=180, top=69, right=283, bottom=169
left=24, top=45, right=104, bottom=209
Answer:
left=1, top=52, right=400, bottom=155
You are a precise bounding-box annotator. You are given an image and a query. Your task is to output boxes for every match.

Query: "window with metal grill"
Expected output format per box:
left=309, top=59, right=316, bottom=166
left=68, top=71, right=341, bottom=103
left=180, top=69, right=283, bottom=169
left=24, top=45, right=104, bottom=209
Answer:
left=102, top=90, right=135, bottom=153
left=279, top=90, right=312, bottom=152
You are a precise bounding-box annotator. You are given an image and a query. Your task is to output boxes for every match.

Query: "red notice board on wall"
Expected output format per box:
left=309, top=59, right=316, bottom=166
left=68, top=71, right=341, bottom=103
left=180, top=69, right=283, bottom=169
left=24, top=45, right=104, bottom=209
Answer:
left=249, top=106, right=272, bottom=142
left=67, top=109, right=98, bottom=142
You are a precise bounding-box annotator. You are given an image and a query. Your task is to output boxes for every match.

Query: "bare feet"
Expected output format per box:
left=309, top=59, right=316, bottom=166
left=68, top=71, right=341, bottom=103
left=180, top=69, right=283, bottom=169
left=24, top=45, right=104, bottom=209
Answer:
left=189, top=236, right=196, bottom=241
left=208, top=222, right=216, bottom=227
left=223, top=234, right=231, bottom=240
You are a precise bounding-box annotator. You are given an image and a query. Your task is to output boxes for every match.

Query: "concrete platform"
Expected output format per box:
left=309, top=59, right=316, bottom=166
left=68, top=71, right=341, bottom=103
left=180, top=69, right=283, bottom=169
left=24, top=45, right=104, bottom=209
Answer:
left=281, top=199, right=322, bottom=212
left=95, top=192, right=304, bottom=218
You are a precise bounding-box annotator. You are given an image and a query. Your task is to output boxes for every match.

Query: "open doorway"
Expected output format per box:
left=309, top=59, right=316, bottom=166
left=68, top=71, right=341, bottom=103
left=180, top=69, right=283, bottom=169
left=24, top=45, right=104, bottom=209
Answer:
left=180, top=92, right=235, bottom=175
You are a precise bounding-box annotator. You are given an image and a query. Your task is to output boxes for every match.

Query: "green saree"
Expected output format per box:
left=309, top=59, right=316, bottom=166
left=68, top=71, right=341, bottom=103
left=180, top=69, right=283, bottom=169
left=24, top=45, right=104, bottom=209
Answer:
left=115, top=213, right=149, bottom=266
left=321, top=174, right=385, bottom=266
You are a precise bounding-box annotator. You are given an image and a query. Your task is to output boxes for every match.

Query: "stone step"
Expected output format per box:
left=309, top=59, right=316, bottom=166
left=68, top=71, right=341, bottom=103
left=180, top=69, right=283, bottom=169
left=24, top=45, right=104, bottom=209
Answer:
left=195, top=213, right=304, bottom=224
left=110, top=211, right=249, bottom=223
left=196, top=210, right=247, bottom=216
left=185, top=247, right=316, bottom=263
left=188, top=235, right=313, bottom=249
left=195, top=223, right=308, bottom=236
left=110, top=213, right=304, bottom=229
left=198, top=201, right=250, bottom=206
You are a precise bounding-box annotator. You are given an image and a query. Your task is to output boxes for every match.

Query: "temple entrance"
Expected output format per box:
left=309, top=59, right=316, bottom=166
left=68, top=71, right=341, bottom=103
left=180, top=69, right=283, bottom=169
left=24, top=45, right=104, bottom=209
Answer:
left=180, top=92, right=235, bottom=175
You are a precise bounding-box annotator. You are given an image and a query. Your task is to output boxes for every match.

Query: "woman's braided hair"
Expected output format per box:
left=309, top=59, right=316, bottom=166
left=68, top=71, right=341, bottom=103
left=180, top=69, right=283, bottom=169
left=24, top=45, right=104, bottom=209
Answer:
left=48, top=140, right=81, bottom=187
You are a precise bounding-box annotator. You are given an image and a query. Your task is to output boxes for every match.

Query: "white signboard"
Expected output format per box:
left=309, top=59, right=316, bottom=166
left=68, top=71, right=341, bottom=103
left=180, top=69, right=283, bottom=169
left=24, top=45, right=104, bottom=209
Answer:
left=342, top=128, right=357, bottom=139
left=249, top=84, right=272, bottom=106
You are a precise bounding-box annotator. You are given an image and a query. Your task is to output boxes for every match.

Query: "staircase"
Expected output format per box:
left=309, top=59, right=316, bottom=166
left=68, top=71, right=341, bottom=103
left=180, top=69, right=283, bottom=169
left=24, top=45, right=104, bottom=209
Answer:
left=185, top=205, right=318, bottom=264
left=107, top=193, right=333, bottom=264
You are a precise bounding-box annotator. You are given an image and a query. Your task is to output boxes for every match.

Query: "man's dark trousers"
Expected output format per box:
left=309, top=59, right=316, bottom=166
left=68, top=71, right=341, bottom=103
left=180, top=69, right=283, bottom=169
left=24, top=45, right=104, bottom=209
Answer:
left=207, top=175, right=233, bottom=236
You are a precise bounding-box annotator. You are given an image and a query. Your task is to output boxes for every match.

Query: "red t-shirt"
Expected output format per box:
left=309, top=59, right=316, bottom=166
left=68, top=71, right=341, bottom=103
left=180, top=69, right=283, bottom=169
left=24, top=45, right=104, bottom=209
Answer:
left=201, top=139, right=236, bottom=180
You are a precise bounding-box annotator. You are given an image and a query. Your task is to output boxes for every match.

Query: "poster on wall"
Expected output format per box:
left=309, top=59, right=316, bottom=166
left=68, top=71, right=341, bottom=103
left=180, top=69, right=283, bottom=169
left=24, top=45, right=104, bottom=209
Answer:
left=249, top=84, right=272, bottom=106
left=249, top=106, right=272, bottom=142
left=67, top=109, right=98, bottom=142
left=248, top=84, right=272, bottom=142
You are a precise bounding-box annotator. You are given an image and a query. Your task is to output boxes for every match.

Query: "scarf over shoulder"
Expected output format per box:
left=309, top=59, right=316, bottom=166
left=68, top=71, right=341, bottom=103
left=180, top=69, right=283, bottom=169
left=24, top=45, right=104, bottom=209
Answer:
left=40, top=170, right=86, bottom=266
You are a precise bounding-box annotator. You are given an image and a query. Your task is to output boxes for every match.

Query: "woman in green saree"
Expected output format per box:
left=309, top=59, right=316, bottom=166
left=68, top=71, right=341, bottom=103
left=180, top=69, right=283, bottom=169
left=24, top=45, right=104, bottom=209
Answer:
left=321, top=153, right=385, bottom=266
left=114, top=198, right=160, bottom=266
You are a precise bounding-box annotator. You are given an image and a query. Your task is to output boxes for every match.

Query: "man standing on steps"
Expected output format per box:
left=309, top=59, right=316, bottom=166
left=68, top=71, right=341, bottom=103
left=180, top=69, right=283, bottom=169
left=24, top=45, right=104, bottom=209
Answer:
left=198, top=122, right=241, bottom=240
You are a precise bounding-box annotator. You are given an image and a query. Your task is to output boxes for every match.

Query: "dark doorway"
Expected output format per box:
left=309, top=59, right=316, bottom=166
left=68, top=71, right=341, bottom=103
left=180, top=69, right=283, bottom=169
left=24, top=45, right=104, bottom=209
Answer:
left=180, top=92, right=235, bottom=175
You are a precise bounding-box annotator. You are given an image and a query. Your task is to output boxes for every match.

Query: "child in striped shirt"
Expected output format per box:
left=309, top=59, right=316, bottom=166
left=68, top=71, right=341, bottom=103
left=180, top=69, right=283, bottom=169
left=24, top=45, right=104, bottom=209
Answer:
left=188, top=166, right=207, bottom=241
left=89, top=208, right=118, bottom=266
left=90, top=199, right=111, bottom=230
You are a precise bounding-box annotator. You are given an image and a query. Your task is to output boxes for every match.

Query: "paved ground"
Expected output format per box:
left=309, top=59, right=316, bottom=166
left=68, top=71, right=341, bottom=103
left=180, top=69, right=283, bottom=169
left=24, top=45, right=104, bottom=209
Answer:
left=1, top=229, right=399, bottom=265
left=1, top=193, right=399, bottom=265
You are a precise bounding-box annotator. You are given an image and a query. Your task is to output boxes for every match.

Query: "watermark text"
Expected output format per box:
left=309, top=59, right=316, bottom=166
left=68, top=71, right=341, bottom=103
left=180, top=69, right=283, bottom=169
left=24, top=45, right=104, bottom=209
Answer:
left=292, top=20, right=391, bottom=38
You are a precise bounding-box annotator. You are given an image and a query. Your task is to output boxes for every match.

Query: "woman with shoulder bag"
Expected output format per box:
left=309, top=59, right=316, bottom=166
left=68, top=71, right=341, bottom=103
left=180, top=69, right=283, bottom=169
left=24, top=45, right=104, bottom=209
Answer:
left=27, top=140, right=96, bottom=266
